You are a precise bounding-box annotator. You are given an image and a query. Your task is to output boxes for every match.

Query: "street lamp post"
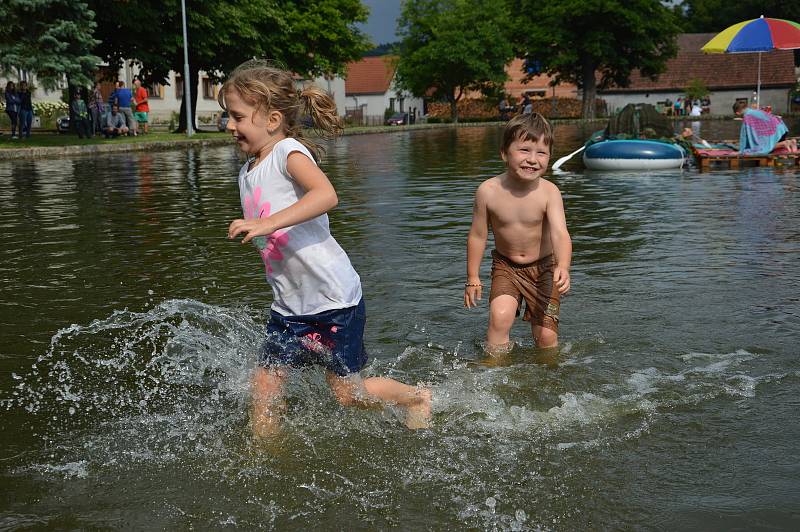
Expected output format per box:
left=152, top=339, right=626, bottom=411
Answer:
left=180, top=0, right=194, bottom=136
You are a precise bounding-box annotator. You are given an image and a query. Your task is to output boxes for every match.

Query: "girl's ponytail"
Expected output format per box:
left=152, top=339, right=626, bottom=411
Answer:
left=291, top=86, right=343, bottom=161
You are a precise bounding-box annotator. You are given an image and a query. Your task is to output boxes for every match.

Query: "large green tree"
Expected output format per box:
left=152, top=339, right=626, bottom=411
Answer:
left=0, top=0, right=100, bottom=90
left=509, top=0, right=681, bottom=119
left=90, top=0, right=370, bottom=132
left=394, top=0, right=515, bottom=122
left=679, top=1, right=800, bottom=32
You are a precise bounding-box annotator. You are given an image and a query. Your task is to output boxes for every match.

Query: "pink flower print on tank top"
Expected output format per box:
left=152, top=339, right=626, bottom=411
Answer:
left=243, top=187, right=290, bottom=275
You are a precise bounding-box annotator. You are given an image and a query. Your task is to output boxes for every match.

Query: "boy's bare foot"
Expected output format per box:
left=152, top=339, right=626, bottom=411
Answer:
left=405, top=387, right=432, bottom=429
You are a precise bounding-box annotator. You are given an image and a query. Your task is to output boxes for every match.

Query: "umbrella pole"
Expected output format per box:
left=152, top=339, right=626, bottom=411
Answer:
left=757, top=51, right=762, bottom=108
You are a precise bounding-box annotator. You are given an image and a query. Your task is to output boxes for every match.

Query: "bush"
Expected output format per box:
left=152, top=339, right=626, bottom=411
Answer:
left=32, top=101, right=69, bottom=123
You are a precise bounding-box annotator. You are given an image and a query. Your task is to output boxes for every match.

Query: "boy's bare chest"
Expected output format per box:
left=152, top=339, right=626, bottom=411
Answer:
left=488, top=195, right=546, bottom=227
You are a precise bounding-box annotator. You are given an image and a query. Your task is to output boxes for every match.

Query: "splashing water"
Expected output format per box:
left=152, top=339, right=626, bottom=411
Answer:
left=3, top=303, right=782, bottom=529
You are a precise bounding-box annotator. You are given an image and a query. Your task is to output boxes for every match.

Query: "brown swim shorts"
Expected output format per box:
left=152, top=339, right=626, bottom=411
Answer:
left=489, top=250, right=560, bottom=332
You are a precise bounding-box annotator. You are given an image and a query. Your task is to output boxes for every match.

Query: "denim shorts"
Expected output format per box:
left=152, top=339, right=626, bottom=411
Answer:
left=259, top=298, right=368, bottom=376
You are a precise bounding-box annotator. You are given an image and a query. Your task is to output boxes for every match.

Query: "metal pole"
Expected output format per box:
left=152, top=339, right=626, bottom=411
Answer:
left=181, top=0, right=194, bottom=136
left=756, top=51, right=761, bottom=109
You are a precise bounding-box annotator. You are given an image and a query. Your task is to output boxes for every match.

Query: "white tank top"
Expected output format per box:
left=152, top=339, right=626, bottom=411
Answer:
left=237, top=138, right=362, bottom=316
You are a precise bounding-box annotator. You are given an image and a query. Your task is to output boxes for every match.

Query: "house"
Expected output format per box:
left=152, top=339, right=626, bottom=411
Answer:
left=504, top=58, right=578, bottom=101
left=598, top=33, right=797, bottom=114
left=344, top=56, right=424, bottom=125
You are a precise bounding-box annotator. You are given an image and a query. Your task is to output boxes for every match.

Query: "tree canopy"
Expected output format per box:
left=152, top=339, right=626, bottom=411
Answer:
left=90, top=0, right=371, bottom=131
left=509, top=0, right=682, bottom=118
left=394, top=0, right=515, bottom=122
left=0, top=0, right=100, bottom=90
left=678, top=1, right=800, bottom=32
left=2, top=0, right=370, bottom=132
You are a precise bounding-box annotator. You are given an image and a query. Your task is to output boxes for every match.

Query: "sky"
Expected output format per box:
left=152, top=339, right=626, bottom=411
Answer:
left=357, top=0, right=403, bottom=46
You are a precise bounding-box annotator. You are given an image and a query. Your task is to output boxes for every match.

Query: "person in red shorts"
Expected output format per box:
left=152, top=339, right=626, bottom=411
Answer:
left=132, top=78, right=149, bottom=135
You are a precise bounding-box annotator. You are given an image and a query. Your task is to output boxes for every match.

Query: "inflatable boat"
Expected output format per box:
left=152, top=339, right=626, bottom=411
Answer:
left=583, top=139, right=687, bottom=170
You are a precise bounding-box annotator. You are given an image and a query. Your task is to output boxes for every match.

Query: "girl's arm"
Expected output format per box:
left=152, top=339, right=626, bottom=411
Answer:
left=228, top=151, right=338, bottom=243
left=547, top=187, right=572, bottom=294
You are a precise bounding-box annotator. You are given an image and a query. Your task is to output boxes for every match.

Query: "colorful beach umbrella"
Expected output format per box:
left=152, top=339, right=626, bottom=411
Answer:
left=701, top=16, right=800, bottom=105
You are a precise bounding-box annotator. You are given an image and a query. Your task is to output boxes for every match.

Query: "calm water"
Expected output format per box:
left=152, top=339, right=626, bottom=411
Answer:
left=1, top=121, right=799, bottom=529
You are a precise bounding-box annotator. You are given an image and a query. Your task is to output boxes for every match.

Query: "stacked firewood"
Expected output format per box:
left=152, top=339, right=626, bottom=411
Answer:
left=426, top=97, right=607, bottom=120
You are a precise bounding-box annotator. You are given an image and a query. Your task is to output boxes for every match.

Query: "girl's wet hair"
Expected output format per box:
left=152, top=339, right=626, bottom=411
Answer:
left=501, top=112, right=554, bottom=154
left=218, top=59, right=343, bottom=161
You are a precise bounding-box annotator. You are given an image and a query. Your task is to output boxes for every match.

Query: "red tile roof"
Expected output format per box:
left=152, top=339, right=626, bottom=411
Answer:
left=602, top=33, right=796, bottom=93
left=504, top=58, right=578, bottom=98
left=345, top=56, right=397, bottom=95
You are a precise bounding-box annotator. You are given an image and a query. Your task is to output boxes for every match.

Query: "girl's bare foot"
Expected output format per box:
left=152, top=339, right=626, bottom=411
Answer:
left=405, top=387, right=432, bottom=429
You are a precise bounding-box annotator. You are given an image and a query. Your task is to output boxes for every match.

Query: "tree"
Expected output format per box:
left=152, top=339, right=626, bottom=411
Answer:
left=509, top=0, right=681, bottom=119
left=395, top=0, right=515, bottom=122
left=0, top=0, right=100, bottom=90
left=679, top=1, right=800, bottom=32
left=90, top=0, right=370, bottom=132
left=684, top=78, right=709, bottom=101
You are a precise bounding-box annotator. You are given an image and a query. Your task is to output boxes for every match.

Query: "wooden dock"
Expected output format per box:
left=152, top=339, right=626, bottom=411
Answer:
left=693, top=147, right=800, bottom=171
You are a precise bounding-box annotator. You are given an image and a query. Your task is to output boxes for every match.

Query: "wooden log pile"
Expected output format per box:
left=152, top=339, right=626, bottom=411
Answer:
left=427, top=99, right=497, bottom=119
left=427, top=97, right=607, bottom=120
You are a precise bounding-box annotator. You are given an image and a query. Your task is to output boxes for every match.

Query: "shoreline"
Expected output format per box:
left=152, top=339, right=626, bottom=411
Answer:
left=0, top=115, right=746, bottom=160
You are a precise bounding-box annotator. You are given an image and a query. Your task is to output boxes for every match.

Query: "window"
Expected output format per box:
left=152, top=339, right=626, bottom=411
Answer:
left=202, top=77, right=215, bottom=100
left=175, top=75, right=184, bottom=100
left=399, top=98, right=405, bottom=113
left=389, top=97, right=396, bottom=112
left=147, top=83, right=163, bottom=99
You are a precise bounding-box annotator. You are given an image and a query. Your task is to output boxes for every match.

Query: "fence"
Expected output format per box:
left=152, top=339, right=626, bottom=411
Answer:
left=344, top=106, right=385, bottom=127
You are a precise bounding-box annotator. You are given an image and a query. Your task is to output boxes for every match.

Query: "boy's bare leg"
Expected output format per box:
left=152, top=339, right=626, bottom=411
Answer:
left=532, top=323, right=558, bottom=348
left=251, top=366, right=288, bottom=439
left=486, top=294, right=517, bottom=355
left=326, top=372, right=432, bottom=429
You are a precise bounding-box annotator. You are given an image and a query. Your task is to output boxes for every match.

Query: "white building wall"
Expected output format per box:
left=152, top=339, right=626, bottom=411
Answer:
left=346, top=88, right=425, bottom=123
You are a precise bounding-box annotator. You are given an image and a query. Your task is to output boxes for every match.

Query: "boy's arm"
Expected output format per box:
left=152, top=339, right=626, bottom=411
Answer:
left=465, top=185, right=490, bottom=308
left=547, top=186, right=572, bottom=294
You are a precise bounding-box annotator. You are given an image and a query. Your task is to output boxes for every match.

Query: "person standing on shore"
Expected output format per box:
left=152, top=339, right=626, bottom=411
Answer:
left=89, top=82, right=105, bottom=135
left=17, top=81, right=33, bottom=139
left=71, top=92, right=91, bottom=138
left=109, top=81, right=136, bottom=135
left=4, top=81, right=20, bottom=139
left=133, top=79, right=150, bottom=135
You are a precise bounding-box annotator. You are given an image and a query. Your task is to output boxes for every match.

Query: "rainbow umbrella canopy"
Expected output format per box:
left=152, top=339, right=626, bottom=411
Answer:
left=701, top=16, right=800, bottom=105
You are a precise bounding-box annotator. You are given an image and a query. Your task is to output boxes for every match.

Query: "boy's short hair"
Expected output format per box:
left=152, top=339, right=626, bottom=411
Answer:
left=732, top=100, right=748, bottom=114
left=502, top=113, right=554, bottom=154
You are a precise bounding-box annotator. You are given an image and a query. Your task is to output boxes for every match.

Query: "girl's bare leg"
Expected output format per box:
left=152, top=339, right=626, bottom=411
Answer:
left=251, top=366, right=288, bottom=439
left=326, top=372, right=432, bottom=429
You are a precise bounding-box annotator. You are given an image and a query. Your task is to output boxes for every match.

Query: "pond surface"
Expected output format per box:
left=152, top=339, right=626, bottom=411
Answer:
left=1, top=120, right=799, bottom=529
